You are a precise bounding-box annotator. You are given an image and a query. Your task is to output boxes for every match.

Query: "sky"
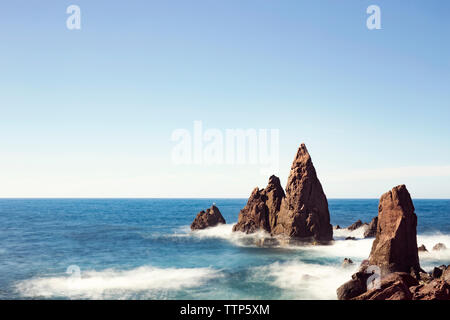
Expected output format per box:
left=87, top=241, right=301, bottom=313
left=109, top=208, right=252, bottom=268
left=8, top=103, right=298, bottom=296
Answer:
left=0, top=0, right=449, bottom=198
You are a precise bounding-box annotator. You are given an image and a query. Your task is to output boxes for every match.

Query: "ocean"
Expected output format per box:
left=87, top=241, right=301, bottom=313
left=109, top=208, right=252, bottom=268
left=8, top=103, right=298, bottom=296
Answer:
left=0, top=198, right=449, bottom=300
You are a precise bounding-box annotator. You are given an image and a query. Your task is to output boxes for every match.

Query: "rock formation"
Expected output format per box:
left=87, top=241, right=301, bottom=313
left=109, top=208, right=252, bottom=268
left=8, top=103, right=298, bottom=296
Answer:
left=232, top=175, right=285, bottom=234
left=233, top=143, right=333, bottom=243
left=191, top=205, right=226, bottom=230
left=337, top=184, right=425, bottom=300
left=347, top=220, right=365, bottom=231
left=368, top=185, right=421, bottom=276
left=271, top=144, right=333, bottom=242
left=418, top=244, right=428, bottom=252
left=433, top=243, right=447, bottom=251
left=363, top=217, right=378, bottom=238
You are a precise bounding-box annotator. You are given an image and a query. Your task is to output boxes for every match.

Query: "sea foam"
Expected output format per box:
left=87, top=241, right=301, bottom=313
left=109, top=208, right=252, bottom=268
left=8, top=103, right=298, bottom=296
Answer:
left=15, top=266, right=222, bottom=299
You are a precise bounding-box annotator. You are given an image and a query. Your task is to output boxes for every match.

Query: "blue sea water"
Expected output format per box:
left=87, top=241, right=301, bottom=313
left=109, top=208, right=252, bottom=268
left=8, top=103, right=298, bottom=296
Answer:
left=0, top=199, right=449, bottom=300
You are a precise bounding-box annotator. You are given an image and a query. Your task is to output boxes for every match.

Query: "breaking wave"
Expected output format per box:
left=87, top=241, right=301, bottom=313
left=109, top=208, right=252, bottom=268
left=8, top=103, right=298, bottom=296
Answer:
left=15, top=266, right=222, bottom=300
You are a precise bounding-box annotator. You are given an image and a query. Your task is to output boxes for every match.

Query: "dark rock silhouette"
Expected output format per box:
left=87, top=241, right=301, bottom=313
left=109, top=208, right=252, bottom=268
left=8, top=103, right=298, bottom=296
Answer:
left=368, top=185, right=421, bottom=276
left=191, top=205, right=226, bottom=230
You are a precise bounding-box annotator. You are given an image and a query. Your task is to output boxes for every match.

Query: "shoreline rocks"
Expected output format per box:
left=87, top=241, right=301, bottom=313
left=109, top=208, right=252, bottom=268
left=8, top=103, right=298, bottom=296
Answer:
left=191, top=205, right=226, bottom=230
left=368, top=185, right=421, bottom=276
left=337, top=185, right=426, bottom=300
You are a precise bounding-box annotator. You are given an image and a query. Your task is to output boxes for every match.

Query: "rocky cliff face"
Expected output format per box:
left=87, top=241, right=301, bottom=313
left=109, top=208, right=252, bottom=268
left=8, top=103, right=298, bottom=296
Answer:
left=233, top=144, right=333, bottom=243
left=191, top=205, right=226, bottom=230
left=272, top=144, right=333, bottom=242
left=232, top=175, right=285, bottom=234
left=368, top=185, right=421, bottom=276
left=336, top=185, right=440, bottom=300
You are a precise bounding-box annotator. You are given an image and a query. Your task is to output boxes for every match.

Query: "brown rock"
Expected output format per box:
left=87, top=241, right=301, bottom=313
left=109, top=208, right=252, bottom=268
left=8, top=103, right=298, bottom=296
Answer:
left=336, top=271, right=370, bottom=300
left=272, top=144, right=333, bottom=242
left=368, top=185, right=421, bottom=276
left=190, top=205, right=226, bottom=230
left=347, top=220, right=365, bottom=231
left=418, top=244, right=428, bottom=252
left=410, top=279, right=450, bottom=300
left=363, top=216, right=378, bottom=238
left=432, top=243, right=447, bottom=251
left=232, top=175, right=285, bottom=234
left=352, top=272, right=418, bottom=300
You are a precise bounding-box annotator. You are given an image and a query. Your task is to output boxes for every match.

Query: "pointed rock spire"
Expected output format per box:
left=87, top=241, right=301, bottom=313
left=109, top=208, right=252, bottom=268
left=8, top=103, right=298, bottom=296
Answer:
left=272, top=144, right=333, bottom=242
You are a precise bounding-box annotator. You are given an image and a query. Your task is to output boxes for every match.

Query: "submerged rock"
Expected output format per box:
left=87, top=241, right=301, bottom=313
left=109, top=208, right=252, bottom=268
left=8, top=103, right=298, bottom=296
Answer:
left=418, top=244, right=428, bottom=252
left=368, top=185, right=421, bottom=276
left=191, top=205, right=226, bottom=230
left=342, top=258, right=354, bottom=267
left=432, top=243, right=447, bottom=251
left=345, top=237, right=356, bottom=241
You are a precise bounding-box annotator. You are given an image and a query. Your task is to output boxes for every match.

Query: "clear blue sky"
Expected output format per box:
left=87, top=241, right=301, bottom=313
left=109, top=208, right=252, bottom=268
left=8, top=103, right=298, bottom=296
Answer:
left=1, top=1, right=449, bottom=198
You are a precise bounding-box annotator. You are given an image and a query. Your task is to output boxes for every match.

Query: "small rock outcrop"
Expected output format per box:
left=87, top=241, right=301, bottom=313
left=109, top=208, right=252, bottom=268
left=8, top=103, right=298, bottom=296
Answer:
left=233, top=144, right=333, bottom=243
left=347, top=220, right=365, bottom=231
left=352, top=272, right=419, bottom=300
left=342, top=258, right=354, bottom=267
left=418, top=244, right=428, bottom=252
left=363, top=217, right=378, bottom=238
left=232, top=175, right=285, bottom=234
left=271, top=144, right=333, bottom=242
left=191, top=205, right=226, bottom=230
left=433, top=243, right=447, bottom=251
left=368, top=185, right=421, bottom=276
left=410, top=265, right=450, bottom=300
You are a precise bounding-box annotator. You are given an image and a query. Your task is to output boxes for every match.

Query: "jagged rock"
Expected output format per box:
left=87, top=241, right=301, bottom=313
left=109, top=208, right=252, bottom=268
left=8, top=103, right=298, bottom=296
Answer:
left=347, top=220, right=365, bottom=231
left=336, top=271, right=371, bottom=300
left=190, top=205, right=226, bottom=230
left=418, top=244, right=428, bottom=252
left=368, top=185, right=421, bottom=276
left=271, top=144, right=333, bottom=242
left=232, top=175, right=285, bottom=234
left=334, top=225, right=341, bottom=230
left=352, top=272, right=418, bottom=300
left=363, top=216, right=378, bottom=238
left=410, top=269, right=450, bottom=300
left=345, top=237, right=356, bottom=241
left=342, top=258, right=354, bottom=267
left=432, top=243, right=447, bottom=251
